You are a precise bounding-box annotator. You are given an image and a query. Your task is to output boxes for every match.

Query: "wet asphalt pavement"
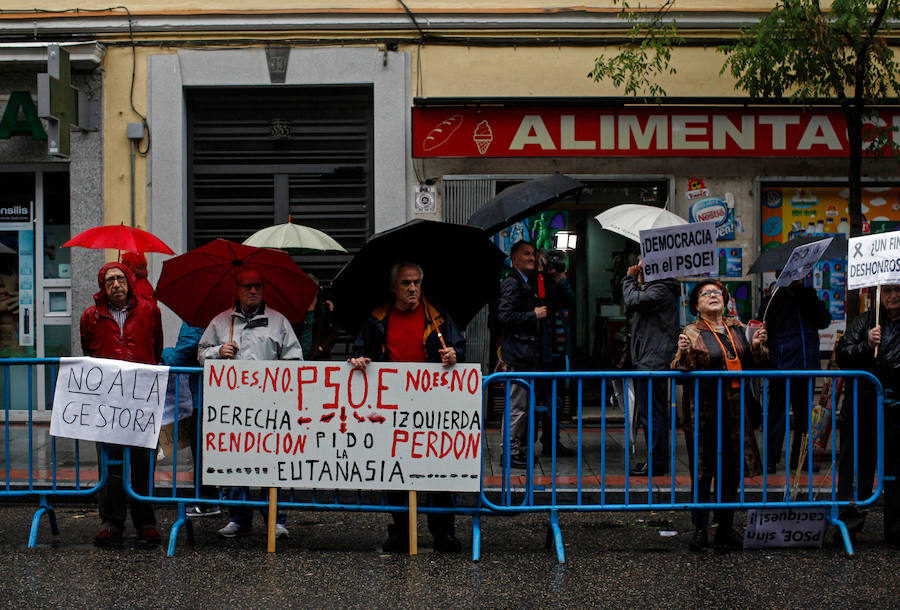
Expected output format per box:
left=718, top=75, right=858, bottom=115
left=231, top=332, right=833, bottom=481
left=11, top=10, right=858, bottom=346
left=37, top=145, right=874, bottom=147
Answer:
left=0, top=503, right=898, bottom=608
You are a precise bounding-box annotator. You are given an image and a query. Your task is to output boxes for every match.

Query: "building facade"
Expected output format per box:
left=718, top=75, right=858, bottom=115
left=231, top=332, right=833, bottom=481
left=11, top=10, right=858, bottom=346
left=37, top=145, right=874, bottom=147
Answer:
left=1, top=2, right=897, bottom=412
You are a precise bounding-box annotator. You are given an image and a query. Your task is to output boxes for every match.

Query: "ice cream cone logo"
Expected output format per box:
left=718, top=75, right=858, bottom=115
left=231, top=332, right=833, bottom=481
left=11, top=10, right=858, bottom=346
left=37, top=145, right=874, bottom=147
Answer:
left=473, top=120, right=493, bottom=155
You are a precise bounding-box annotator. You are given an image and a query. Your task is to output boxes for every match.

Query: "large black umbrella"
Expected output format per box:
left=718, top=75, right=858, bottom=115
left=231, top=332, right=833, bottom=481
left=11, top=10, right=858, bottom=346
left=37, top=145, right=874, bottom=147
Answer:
left=467, top=173, right=585, bottom=235
left=749, top=235, right=848, bottom=273
left=332, top=219, right=507, bottom=335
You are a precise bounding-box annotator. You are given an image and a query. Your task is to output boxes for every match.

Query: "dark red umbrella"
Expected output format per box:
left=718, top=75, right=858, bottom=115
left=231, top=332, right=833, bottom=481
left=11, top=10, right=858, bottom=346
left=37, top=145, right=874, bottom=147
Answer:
left=154, top=239, right=318, bottom=328
left=62, top=223, right=175, bottom=255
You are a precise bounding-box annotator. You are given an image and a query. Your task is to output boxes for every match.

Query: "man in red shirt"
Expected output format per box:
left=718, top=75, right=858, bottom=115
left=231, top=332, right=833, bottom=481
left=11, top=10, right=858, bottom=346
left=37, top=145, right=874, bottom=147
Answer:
left=80, top=261, right=163, bottom=548
left=349, top=262, right=466, bottom=552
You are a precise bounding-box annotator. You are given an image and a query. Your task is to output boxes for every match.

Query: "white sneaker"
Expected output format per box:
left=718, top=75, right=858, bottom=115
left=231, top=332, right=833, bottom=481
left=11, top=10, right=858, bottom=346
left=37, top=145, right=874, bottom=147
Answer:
left=186, top=505, right=222, bottom=518
left=217, top=521, right=252, bottom=538
left=275, top=523, right=289, bottom=539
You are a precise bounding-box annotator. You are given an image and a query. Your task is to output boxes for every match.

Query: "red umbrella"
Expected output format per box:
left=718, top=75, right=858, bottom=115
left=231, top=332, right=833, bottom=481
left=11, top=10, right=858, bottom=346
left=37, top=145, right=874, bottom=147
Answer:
left=63, top=223, right=175, bottom=255
left=154, top=238, right=318, bottom=328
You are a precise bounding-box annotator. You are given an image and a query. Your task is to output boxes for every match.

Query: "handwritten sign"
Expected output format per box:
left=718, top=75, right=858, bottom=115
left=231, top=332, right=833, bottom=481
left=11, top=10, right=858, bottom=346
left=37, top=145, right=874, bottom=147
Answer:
left=744, top=508, right=828, bottom=548
left=50, top=357, right=169, bottom=449
left=848, top=230, right=900, bottom=290
left=775, top=238, right=834, bottom=289
left=639, top=221, right=717, bottom=281
left=202, top=360, right=482, bottom=492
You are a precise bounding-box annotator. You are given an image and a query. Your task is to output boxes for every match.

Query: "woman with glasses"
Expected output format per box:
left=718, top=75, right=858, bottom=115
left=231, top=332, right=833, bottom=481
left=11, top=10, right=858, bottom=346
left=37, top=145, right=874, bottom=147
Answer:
left=672, top=280, right=768, bottom=552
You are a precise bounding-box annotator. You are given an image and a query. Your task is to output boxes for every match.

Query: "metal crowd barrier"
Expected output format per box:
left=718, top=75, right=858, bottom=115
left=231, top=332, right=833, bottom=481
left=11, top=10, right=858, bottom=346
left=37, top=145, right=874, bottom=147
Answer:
left=124, top=367, right=480, bottom=557
left=0, top=358, right=109, bottom=547
left=0, top=359, right=885, bottom=562
left=485, top=369, right=884, bottom=561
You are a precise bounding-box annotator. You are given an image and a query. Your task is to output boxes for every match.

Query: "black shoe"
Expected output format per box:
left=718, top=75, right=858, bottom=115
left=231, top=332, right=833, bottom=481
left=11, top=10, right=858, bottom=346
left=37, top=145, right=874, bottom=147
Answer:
left=541, top=443, right=576, bottom=457
left=688, top=527, right=708, bottom=552
left=382, top=531, right=409, bottom=553
left=629, top=462, right=648, bottom=477
left=433, top=532, right=462, bottom=553
left=503, top=453, right=527, bottom=469
left=714, top=527, right=743, bottom=552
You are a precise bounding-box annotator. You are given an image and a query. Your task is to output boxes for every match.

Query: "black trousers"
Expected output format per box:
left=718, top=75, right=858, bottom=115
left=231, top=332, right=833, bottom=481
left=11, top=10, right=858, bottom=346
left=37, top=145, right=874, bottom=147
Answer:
left=189, top=407, right=218, bottom=499
left=386, top=491, right=455, bottom=539
left=96, top=443, right=156, bottom=531
left=634, top=375, right=670, bottom=472
left=766, top=377, right=812, bottom=468
left=837, top=402, right=900, bottom=543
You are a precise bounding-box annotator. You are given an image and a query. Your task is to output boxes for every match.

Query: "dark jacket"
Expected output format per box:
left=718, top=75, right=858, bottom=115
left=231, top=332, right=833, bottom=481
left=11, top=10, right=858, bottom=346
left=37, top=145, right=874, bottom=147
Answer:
left=497, top=270, right=539, bottom=370
left=352, top=297, right=465, bottom=363
left=836, top=308, right=900, bottom=403
left=622, top=275, right=680, bottom=371
left=758, top=285, right=830, bottom=369
left=80, top=261, right=163, bottom=365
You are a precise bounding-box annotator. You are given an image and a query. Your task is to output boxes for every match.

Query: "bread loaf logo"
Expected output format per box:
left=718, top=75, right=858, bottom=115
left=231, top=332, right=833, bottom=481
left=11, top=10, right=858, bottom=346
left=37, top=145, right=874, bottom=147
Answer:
left=422, top=114, right=463, bottom=151
left=473, top=120, right=493, bottom=155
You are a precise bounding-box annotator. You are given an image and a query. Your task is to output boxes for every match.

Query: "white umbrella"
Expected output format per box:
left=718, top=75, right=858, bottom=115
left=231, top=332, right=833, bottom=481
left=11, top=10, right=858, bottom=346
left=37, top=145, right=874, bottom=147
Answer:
left=242, top=222, right=347, bottom=253
left=594, top=204, right=689, bottom=243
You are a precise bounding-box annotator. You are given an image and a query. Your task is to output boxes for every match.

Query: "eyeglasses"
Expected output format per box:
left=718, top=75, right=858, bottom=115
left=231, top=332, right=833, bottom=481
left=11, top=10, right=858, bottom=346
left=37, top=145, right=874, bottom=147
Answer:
left=237, top=282, right=263, bottom=290
left=104, top=275, right=128, bottom=286
left=699, top=289, right=723, bottom=298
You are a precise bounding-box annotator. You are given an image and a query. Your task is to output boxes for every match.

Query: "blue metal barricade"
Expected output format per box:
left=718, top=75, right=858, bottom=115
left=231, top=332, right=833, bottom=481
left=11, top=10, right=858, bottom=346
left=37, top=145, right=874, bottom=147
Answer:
left=122, top=367, right=480, bottom=557
left=0, top=358, right=109, bottom=547
left=484, top=369, right=884, bottom=562
left=2, top=357, right=885, bottom=561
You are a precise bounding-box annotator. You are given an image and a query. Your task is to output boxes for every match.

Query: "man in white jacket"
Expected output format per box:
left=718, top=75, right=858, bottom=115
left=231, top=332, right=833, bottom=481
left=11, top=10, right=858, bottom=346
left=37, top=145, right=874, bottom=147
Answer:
left=198, top=268, right=303, bottom=538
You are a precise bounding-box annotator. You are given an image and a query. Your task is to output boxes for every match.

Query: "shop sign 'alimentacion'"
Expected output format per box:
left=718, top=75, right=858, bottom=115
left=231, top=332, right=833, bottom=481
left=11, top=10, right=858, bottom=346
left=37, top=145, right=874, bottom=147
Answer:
left=413, top=107, right=900, bottom=158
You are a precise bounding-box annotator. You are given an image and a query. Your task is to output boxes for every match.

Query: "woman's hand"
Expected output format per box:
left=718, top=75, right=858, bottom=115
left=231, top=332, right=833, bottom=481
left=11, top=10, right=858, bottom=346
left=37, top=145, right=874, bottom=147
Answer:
left=752, top=323, right=768, bottom=348
left=868, top=325, right=881, bottom=349
left=677, top=333, right=691, bottom=354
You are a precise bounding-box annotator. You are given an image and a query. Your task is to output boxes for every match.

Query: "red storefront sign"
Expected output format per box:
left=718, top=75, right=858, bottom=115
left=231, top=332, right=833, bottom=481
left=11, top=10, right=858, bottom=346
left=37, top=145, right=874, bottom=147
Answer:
left=412, top=106, right=900, bottom=158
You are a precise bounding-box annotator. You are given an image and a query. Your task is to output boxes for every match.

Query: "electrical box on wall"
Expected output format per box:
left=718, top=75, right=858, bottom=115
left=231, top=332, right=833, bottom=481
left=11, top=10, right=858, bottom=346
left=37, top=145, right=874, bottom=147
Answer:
left=414, top=184, right=437, bottom=214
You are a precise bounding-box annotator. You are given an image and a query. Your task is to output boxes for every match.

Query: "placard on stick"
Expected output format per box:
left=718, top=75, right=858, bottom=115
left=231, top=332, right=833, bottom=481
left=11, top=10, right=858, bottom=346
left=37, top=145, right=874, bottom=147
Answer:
left=50, top=357, right=170, bottom=449
left=202, top=360, right=482, bottom=492
left=639, top=221, right=717, bottom=282
left=775, top=238, right=834, bottom=289
left=848, top=230, right=900, bottom=290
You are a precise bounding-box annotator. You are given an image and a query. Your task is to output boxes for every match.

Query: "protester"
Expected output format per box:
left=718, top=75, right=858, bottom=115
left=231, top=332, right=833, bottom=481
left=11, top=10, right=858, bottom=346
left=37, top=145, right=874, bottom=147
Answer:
left=536, top=249, right=576, bottom=457
left=622, top=260, right=679, bottom=476
left=293, top=274, right=338, bottom=360
left=672, top=280, right=767, bottom=552
left=197, top=268, right=303, bottom=539
left=120, top=251, right=156, bottom=304
left=757, top=277, right=830, bottom=474
left=161, top=321, right=220, bottom=518
left=80, top=262, right=163, bottom=548
left=835, top=283, right=900, bottom=547
left=497, top=240, right=569, bottom=469
left=349, top=262, right=465, bottom=553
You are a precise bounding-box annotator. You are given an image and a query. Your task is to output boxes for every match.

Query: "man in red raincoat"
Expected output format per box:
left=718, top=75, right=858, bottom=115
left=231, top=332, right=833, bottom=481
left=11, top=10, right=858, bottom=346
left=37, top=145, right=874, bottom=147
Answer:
left=80, top=261, right=163, bottom=548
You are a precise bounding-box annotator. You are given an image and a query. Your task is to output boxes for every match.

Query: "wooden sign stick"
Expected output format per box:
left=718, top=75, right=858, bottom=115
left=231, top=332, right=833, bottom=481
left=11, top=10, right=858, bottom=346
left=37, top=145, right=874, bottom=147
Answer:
left=408, top=491, right=418, bottom=555
left=875, top=284, right=882, bottom=358
left=267, top=487, right=277, bottom=553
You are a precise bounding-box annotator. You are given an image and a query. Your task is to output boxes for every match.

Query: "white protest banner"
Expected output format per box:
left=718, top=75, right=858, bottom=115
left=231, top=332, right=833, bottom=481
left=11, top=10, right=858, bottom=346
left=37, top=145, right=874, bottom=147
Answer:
left=775, top=237, right=834, bottom=289
left=847, top=230, right=900, bottom=290
left=639, top=220, right=717, bottom=281
left=202, top=360, right=482, bottom=492
left=744, top=508, right=828, bottom=549
left=50, top=357, right=169, bottom=449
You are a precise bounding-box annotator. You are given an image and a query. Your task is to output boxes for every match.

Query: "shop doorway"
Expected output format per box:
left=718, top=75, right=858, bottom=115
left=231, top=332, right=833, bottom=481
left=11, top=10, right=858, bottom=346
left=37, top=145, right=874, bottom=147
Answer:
left=0, top=169, right=71, bottom=413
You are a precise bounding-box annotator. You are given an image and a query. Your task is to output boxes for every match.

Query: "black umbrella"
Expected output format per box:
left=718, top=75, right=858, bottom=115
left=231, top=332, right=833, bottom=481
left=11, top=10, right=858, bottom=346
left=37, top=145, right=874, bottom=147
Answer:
left=332, top=219, right=507, bottom=335
left=749, top=235, right=848, bottom=274
left=467, top=173, right=585, bottom=235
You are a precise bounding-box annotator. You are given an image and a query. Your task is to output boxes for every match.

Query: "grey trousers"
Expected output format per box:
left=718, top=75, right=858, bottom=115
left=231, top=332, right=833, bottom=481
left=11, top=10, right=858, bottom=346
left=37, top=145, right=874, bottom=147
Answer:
left=500, top=366, right=532, bottom=456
